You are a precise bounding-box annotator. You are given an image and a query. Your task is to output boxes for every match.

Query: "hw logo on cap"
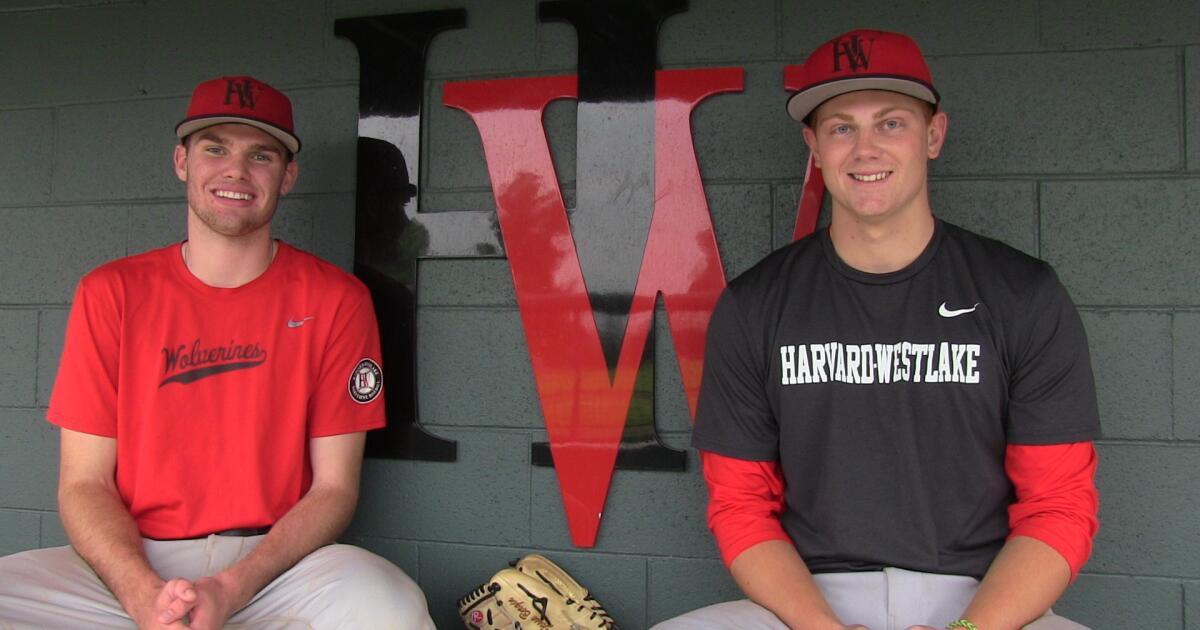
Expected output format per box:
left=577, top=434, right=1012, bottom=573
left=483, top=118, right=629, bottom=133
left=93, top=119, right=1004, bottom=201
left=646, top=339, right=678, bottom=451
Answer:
left=224, top=78, right=257, bottom=110
left=175, top=75, right=302, bottom=154
left=785, top=28, right=939, bottom=122
left=833, top=34, right=873, bottom=72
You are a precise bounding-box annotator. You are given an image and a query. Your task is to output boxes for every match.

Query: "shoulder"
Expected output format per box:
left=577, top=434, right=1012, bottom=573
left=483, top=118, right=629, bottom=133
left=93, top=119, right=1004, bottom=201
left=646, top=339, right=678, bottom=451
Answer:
left=77, top=244, right=177, bottom=297
left=936, top=223, right=1082, bottom=354
left=726, top=230, right=826, bottom=301
left=705, top=232, right=827, bottom=344
left=939, top=222, right=1045, bottom=271
left=938, top=222, right=1060, bottom=299
left=278, top=243, right=372, bottom=303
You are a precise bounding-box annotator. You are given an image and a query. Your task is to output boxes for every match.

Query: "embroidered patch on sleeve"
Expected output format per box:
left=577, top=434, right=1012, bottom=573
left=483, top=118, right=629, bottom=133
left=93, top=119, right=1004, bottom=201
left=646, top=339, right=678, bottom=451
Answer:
left=348, top=358, right=383, bottom=404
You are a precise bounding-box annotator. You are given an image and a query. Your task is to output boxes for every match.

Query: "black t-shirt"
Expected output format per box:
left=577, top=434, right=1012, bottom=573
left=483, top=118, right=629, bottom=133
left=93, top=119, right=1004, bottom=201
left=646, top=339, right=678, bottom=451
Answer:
left=692, top=220, right=1101, bottom=578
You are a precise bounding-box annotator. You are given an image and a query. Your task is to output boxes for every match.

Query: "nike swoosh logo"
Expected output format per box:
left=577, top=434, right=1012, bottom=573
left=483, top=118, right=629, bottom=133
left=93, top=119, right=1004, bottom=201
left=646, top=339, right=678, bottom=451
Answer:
left=938, top=302, right=980, bottom=318
left=287, top=316, right=315, bottom=328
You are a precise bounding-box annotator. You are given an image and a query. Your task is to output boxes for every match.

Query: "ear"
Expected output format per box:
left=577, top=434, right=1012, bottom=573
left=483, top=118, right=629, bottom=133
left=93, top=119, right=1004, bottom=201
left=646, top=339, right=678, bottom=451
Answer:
left=279, top=160, right=299, bottom=196
left=926, top=111, right=949, bottom=159
left=801, top=125, right=821, bottom=169
left=173, top=144, right=188, bottom=182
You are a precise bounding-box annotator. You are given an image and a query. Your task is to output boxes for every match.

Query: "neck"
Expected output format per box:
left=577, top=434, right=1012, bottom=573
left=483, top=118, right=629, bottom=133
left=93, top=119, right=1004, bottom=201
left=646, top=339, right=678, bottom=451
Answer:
left=828, top=207, right=936, bottom=274
left=182, top=222, right=277, bottom=288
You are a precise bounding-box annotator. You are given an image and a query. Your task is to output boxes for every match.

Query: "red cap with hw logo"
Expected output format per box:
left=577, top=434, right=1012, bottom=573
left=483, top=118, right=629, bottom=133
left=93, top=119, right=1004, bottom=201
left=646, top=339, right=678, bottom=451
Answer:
left=786, top=29, right=939, bottom=123
left=175, top=76, right=301, bottom=154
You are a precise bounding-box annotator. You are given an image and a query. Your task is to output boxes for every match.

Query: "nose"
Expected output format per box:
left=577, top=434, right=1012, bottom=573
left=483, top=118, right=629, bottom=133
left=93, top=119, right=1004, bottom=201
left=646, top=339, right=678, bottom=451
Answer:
left=221, top=154, right=253, bottom=180
left=852, top=127, right=881, bottom=158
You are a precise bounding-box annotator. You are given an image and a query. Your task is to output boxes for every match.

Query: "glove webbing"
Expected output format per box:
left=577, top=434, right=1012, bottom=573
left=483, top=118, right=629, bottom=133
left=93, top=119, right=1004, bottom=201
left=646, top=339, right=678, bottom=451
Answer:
left=517, top=582, right=552, bottom=626
left=521, top=564, right=617, bottom=629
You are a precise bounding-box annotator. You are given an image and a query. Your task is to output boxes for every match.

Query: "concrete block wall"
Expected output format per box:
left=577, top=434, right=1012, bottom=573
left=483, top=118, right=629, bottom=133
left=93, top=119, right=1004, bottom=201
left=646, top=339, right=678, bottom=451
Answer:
left=0, top=0, right=1197, bottom=627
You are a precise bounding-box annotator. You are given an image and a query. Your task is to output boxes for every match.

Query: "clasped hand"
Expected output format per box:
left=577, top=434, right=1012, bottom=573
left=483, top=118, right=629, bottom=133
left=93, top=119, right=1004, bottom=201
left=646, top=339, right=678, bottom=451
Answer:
left=140, top=575, right=238, bottom=629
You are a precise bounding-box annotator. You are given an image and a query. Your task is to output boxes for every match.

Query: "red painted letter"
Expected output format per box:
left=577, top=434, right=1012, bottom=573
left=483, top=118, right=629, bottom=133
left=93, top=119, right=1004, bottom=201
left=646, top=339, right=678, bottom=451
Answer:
left=445, top=68, right=742, bottom=546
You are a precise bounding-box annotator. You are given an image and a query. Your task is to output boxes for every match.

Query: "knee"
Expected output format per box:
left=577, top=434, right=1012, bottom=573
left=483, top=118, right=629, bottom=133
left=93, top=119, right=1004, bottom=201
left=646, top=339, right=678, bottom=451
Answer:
left=312, top=545, right=434, bottom=629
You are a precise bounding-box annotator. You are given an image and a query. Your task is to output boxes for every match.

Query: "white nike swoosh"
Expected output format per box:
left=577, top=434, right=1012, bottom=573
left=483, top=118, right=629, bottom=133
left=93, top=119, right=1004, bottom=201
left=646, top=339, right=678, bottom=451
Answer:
left=938, top=302, right=980, bottom=318
left=287, top=316, right=315, bottom=328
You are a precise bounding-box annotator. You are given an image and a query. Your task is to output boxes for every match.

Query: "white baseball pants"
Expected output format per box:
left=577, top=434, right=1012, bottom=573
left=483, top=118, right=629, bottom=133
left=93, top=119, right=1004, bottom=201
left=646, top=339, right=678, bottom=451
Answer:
left=0, top=535, right=434, bottom=629
left=650, top=567, right=1089, bottom=630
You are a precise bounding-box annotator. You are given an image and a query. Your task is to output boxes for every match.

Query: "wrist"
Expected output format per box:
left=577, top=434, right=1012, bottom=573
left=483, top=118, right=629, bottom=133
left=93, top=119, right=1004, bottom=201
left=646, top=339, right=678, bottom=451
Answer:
left=946, top=620, right=981, bottom=630
left=119, top=574, right=166, bottom=615
left=207, top=570, right=252, bottom=611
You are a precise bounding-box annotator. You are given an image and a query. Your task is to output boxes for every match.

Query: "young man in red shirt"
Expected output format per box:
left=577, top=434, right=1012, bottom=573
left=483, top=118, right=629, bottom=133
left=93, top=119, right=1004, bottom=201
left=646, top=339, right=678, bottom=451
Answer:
left=0, top=76, right=435, bottom=629
left=654, top=30, right=1099, bottom=630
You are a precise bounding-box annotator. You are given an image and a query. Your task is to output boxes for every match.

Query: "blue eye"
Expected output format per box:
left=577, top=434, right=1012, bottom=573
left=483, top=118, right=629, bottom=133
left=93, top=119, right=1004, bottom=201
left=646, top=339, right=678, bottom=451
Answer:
left=882, top=119, right=901, bottom=130
left=833, top=124, right=851, bottom=135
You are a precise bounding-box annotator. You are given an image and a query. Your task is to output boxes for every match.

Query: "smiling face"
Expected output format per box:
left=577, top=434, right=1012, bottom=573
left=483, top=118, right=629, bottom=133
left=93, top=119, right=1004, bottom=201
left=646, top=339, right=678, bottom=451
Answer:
left=173, top=123, right=298, bottom=240
left=802, top=89, right=947, bottom=229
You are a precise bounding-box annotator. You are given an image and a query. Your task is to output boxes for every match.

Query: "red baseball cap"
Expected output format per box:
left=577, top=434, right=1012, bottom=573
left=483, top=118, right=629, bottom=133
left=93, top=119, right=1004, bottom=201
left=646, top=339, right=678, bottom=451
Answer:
left=175, top=76, right=301, bottom=154
left=786, top=29, right=939, bottom=123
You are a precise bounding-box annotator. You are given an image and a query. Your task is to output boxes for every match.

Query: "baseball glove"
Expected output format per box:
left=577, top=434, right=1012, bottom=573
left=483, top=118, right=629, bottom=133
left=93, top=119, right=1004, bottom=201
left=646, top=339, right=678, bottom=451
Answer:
left=457, top=553, right=618, bottom=630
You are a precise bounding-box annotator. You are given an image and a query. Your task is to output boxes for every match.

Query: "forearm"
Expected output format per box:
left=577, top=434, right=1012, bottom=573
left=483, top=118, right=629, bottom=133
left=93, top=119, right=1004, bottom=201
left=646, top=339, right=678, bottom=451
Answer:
left=730, top=539, right=844, bottom=630
left=59, top=479, right=164, bottom=617
left=960, top=536, right=1071, bottom=630
left=212, top=482, right=359, bottom=611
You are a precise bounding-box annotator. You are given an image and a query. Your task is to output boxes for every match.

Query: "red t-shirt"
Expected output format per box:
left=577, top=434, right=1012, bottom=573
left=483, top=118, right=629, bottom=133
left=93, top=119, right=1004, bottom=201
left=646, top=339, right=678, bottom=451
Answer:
left=47, top=242, right=386, bottom=539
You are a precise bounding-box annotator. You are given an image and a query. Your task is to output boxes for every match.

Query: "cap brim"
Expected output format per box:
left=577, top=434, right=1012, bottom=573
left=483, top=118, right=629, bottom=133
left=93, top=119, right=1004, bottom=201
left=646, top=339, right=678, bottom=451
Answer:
left=787, top=77, right=938, bottom=122
left=175, top=116, right=301, bottom=154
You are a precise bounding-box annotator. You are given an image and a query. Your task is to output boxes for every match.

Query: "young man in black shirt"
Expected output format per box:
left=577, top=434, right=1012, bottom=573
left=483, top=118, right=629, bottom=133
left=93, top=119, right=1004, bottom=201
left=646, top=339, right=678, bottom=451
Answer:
left=654, top=29, right=1100, bottom=630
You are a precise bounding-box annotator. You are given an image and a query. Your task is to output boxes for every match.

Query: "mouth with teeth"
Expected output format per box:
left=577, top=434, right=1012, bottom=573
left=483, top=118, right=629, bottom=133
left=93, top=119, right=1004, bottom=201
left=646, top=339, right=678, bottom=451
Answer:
left=213, top=190, right=254, bottom=201
left=850, top=171, right=892, bottom=183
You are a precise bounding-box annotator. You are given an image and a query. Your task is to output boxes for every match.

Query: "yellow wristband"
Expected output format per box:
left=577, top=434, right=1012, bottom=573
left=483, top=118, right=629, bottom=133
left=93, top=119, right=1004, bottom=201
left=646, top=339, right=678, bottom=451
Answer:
left=946, top=620, right=980, bottom=630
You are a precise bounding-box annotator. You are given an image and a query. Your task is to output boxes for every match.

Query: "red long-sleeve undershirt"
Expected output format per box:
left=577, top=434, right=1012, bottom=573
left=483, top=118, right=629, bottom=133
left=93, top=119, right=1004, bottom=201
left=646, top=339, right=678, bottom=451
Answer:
left=702, top=441, right=1098, bottom=579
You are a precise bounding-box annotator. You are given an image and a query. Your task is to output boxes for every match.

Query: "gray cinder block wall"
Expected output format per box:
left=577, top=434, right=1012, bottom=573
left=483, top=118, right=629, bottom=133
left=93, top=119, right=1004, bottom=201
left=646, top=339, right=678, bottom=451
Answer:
left=0, top=0, right=1196, bottom=627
